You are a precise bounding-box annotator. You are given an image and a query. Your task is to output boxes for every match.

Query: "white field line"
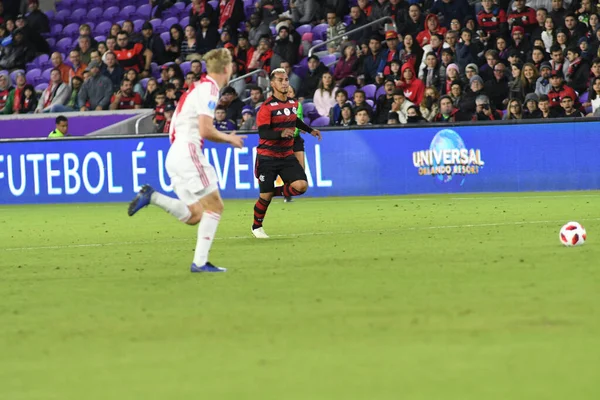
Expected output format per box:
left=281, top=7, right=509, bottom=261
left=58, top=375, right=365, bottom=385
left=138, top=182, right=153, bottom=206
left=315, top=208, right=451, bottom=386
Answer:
left=2, top=217, right=600, bottom=252
left=0, top=193, right=599, bottom=212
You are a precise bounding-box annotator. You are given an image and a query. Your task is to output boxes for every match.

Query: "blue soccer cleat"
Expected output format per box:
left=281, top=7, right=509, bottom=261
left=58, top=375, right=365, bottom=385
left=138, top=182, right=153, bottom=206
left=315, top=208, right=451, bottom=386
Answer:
left=191, top=262, right=227, bottom=273
left=128, top=184, right=155, bottom=216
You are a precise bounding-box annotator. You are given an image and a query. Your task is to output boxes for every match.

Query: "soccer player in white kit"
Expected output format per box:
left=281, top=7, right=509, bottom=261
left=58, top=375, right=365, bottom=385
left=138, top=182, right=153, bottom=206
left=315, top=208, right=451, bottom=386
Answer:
left=127, top=49, right=246, bottom=272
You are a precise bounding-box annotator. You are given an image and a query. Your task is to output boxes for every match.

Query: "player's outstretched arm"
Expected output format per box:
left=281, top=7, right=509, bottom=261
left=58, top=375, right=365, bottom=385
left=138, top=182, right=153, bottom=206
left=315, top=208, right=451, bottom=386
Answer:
left=198, top=115, right=246, bottom=148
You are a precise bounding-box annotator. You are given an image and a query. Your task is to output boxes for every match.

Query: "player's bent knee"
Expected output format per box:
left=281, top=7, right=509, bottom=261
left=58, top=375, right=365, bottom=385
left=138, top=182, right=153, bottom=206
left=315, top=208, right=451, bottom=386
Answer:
left=186, top=203, right=204, bottom=225
left=292, top=180, right=308, bottom=193
left=200, top=191, right=224, bottom=215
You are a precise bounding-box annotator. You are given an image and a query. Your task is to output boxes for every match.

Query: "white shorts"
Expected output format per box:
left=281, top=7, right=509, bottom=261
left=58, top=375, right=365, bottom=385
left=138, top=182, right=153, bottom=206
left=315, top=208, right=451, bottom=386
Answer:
left=165, top=141, right=219, bottom=205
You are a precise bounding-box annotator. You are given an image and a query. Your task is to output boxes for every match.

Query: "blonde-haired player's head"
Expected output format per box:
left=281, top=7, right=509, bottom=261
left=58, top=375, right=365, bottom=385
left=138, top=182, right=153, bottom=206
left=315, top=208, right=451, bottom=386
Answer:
left=204, top=48, right=233, bottom=87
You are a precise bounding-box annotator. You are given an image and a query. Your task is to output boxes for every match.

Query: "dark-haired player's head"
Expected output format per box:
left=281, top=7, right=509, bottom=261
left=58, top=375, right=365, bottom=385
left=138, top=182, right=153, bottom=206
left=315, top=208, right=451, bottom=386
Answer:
left=269, top=67, right=289, bottom=97
left=55, top=115, right=68, bottom=135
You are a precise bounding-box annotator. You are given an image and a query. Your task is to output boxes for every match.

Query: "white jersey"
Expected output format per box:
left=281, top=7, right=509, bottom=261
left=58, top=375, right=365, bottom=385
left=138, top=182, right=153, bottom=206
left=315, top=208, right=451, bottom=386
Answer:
left=169, top=75, right=220, bottom=148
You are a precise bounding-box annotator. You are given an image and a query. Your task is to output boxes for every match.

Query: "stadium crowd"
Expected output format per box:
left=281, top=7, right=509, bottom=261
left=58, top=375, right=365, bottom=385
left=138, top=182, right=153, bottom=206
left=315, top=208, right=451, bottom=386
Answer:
left=1, top=0, right=600, bottom=131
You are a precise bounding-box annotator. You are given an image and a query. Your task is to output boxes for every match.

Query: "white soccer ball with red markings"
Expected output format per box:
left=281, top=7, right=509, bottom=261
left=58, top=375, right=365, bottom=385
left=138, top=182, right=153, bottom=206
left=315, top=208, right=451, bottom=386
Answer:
left=559, top=222, right=587, bottom=247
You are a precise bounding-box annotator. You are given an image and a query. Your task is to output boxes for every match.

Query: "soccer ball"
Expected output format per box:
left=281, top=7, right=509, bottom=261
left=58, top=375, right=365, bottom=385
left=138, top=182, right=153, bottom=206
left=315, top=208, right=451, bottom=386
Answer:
left=559, top=222, right=587, bottom=247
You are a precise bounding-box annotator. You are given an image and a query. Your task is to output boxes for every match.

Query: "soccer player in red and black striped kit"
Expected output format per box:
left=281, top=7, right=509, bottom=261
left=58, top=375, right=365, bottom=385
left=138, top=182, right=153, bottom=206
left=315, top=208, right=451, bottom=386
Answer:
left=251, top=68, right=322, bottom=239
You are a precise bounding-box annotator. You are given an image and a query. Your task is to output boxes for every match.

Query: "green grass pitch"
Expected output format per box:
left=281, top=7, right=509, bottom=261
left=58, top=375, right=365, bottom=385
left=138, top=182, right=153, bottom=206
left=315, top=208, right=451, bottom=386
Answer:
left=1, top=192, right=599, bottom=399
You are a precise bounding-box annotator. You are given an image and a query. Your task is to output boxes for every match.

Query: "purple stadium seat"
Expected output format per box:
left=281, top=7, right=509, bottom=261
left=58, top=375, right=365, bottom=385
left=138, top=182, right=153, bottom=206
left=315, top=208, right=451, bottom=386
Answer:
left=270, top=26, right=276, bottom=36
left=202, top=61, right=206, bottom=72
left=343, top=15, right=351, bottom=25
left=292, top=64, right=308, bottom=79
left=85, top=22, right=96, bottom=31
left=312, top=24, right=328, bottom=41
left=35, top=54, right=50, bottom=67
left=180, top=16, right=190, bottom=27
left=150, top=18, right=162, bottom=29
left=45, top=10, right=55, bottom=21
left=296, top=24, right=312, bottom=36
left=173, top=2, right=185, bottom=10
left=95, top=21, right=112, bottom=36
left=311, top=116, right=330, bottom=127
left=56, top=0, right=75, bottom=11
left=321, top=54, right=337, bottom=66
left=70, top=8, right=87, bottom=23
left=55, top=9, right=71, bottom=23
left=26, top=68, right=41, bottom=84
left=180, top=61, right=191, bottom=74
left=344, top=85, right=357, bottom=98
left=133, top=19, right=145, bottom=32
left=298, top=57, right=308, bottom=67
left=375, top=85, right=386, bottom=99
left=120, top=5, right=137, bottom=19
left=366, top=99, right=374, bottom=108
left=95, top=35, right=106, bottom=43
left=56, top=37, right=73, bottom=53
left=35, top=83, right=49, bottom=92
left=163, top=17, right=179, bottom=29
left=47, top=38, right=56, bottom=49
left=103, top=6, right=120, bottom=20
left=75, top=0, right=89, bottom=7
left=140, top=77, right=150, bottom=90
left=41, top=68, right=52, bottom=83
left=303, top=102, right=318, bottom=118
left=160, top=31, right=170, bottom=44
left=362, top=84, right=377, bottom=100
left=87, top=7, right=104, bottom=22
left=63, top=23, right=80, bottom=38
left=136, top=4, right=153, bottom=19
left=579, top=91, right=589, bottom=103
left=162, top=7, right=179, bottom=19
left=51, top=24, right=64, bottom=36
left=303, top=117, right=311, bottom=125
left=312, top=39, right=323, bottom=48
left=208, top=0, right=218, bottom=9
left=116, top=20, right=125, bottom=27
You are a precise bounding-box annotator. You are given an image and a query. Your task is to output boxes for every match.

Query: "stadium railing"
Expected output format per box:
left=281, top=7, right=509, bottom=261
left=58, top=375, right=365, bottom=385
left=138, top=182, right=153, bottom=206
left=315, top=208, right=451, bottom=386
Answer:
left=308, top=16, right=396, bottom=58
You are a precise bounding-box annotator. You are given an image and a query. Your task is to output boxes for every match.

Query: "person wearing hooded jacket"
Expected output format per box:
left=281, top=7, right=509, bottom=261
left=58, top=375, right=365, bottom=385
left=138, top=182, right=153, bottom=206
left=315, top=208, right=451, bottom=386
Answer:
left=396, top=62, right=425, bottom=105
left=416, top=14, right=447, bottom=47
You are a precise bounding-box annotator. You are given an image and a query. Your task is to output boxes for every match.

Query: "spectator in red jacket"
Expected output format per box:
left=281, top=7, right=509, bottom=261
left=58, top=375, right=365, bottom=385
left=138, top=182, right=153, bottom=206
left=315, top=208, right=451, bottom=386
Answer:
left=416, top=14, right=447, bottom=47
left=547, top=69, right=579, bottom=109
left=397, top=62, right=424, bottom=105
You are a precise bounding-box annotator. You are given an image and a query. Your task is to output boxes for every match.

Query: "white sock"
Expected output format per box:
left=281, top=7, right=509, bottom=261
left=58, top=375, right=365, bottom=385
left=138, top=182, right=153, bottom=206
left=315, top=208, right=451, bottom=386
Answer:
left=150, top=192, right=191, bottom=222
left=193, top=211, right=221, bottom=266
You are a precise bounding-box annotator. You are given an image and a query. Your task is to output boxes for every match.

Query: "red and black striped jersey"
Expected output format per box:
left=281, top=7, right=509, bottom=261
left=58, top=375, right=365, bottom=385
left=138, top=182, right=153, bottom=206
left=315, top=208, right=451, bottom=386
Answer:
left=477, top=7, right=507, bottom=35
left=114, top=43, right=145, bottom=73
left=507, top=7, right=537, bottom=29
left=256, top=96, right=299, bottom=158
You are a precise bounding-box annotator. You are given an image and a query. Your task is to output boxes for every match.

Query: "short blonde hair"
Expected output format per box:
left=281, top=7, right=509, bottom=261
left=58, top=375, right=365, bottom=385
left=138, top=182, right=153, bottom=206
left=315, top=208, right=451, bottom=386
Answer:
left=204, top=48, right=232, bottom=74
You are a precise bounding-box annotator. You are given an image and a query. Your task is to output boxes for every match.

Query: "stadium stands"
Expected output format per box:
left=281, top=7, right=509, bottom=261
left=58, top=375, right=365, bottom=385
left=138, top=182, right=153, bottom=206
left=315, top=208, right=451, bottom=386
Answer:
left=0, top=0, right=597, bottom=128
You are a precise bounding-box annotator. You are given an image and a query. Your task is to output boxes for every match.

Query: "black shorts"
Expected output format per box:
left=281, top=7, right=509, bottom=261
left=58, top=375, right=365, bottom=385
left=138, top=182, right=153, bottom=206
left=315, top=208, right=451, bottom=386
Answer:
left=293, top=135, right=305, bottom=152
left=255, top=156, right=307, bottom=193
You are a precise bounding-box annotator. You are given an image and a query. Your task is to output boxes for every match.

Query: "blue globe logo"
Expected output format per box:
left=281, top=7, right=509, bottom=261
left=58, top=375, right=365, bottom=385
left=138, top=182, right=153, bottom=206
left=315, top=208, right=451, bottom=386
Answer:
left=429, top=129, right=466, bottom=186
